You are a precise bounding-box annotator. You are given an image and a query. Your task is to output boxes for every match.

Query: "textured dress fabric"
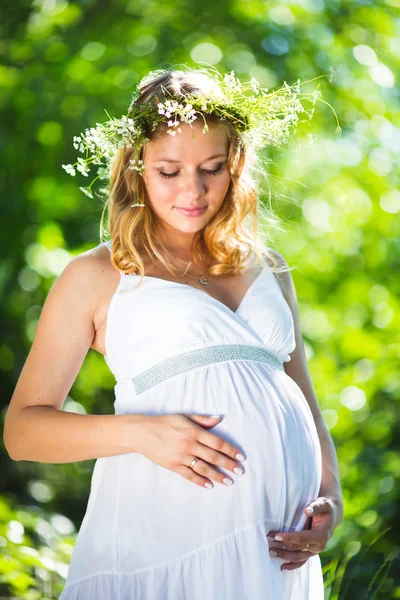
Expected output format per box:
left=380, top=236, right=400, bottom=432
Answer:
left=59, top=240, right=324, bottom=599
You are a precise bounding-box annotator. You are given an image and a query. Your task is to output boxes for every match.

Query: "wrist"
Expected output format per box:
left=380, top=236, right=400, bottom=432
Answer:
left=118, top=413, right=150, bottom=454
left=319, top=491, right=344, bottom=522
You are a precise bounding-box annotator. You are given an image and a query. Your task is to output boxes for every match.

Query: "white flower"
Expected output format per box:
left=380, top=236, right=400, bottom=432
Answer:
left=223, top=70, right=242, bottom=92
left=76, top=157, right=90, bottom=176
left=250, top=77, right=260, bottom=95
left=97, top=166, right=110, bottom=180
left=128, top=158, right=145, bottom=172
left=62, top=163, right=76, bottom=176
left=328, top=66, right=337, bottom=83
left=73, top=136, right=83, bottom=150
left=79, top=186, right=93, bottom=198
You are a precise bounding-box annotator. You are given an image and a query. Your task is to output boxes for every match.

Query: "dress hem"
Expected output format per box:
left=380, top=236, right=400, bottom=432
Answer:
left=61, top=517, right=301, bottom=590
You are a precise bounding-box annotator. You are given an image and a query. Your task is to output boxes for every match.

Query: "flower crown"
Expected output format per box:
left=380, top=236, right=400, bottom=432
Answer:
left=61, top=68, right=340, bottom=200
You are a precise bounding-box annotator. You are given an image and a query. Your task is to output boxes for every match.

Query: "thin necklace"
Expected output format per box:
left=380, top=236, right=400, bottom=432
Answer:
left=171, top=252, right=212, bottom=285
left=175, top=262, right=210, bottom=286
left=179, top=267, right=209, bottom=286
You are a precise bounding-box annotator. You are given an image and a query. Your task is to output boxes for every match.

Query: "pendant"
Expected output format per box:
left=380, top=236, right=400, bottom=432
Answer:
left=199, top=275, right=208, bottom=285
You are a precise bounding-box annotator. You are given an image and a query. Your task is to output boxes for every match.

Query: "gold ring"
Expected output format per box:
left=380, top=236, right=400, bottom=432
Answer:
left=303, top=542, right=310, bottom=551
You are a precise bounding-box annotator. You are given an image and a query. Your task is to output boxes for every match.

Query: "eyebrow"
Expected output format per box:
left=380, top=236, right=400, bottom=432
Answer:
left=152, top=154, right=227, bottom=164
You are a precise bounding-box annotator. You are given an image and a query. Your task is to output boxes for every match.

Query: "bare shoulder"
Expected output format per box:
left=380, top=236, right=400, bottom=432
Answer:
left=62, top=241, right=121, bottom=325
left=66, top=241, right=114, bottom=277
left=61, top=240, right=118, bottom=290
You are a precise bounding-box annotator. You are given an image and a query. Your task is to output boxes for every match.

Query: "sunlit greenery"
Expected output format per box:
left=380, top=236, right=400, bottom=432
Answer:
left=1, top=0, right=399, bottom=598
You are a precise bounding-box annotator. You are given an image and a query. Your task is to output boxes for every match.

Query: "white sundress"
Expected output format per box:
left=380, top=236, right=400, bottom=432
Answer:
left=59, top=240, right=324, bottom=599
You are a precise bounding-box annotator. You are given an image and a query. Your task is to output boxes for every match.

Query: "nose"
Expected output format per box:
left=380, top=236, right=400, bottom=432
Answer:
left=180, top=171, right=206, bottom=198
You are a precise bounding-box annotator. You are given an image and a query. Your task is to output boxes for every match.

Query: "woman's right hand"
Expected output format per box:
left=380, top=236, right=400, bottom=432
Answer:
left=135, top=413, right=246, bottom=489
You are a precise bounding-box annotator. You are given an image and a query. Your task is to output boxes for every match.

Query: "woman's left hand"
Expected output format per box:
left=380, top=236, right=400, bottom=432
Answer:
left=266, top=496, right=343, bottom=572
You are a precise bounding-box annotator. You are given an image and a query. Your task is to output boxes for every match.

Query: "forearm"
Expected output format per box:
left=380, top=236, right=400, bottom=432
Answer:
left=4, top=405, right=146, bottom=464
left=314, top=414, right=344, bottom=517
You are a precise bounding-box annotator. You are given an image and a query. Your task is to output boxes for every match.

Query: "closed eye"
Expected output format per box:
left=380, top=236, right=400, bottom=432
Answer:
left=159, top=163, right=225, bottom=179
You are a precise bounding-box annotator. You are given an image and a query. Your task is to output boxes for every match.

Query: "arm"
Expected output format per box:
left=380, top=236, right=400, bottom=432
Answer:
left=268, top=249, right=344, bottom=523
left=3, top=247, right=145, bottom=463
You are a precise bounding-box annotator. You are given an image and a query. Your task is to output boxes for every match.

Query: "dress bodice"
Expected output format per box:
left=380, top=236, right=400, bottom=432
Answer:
left=103, top=240, right=296, bottom=383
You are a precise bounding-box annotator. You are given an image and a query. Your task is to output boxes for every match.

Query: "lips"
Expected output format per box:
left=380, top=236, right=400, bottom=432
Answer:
left=175, top=206, right=207, bottom=216
left=176, top=206, right=206, bottom=210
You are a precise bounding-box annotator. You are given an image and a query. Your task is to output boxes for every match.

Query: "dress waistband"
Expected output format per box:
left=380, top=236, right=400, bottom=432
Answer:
left=131, top=343, right=284, bottom=395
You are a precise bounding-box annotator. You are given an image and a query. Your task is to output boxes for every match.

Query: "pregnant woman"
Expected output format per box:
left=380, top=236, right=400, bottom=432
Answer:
left=4, top=66, right=344, bottom=599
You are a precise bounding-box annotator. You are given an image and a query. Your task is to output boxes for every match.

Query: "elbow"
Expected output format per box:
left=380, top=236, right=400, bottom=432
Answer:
left=3, top=432, right=21, bottom=461
left=3, top=440, right=21, bottom=462
left=3, top=415, right=23, bottom=462
left=6, top=450, right=22, bottom=462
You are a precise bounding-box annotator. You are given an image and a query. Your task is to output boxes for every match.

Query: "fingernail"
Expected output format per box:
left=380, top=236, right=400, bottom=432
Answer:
left=274, top=535, right=284, bottom=541
left=236, top=453, right=245, bottom=461
left=234, top=467, right=244, bottom=475
left=204, top=482, right=213, bottom=489
left=223, top=478, right=233, bottom=485
left=269, top=550, right=277, bottom=556
left=306, top=507, right=314, bottom=514
left=209, top=415, right=221, bottom=418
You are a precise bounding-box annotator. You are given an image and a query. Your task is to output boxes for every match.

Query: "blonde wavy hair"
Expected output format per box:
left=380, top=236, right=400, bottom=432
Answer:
left=99, top=66, right=292, bottom=282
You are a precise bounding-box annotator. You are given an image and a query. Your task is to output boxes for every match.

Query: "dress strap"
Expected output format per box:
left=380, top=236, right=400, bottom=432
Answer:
left=260, top=251, right=271, bottom=273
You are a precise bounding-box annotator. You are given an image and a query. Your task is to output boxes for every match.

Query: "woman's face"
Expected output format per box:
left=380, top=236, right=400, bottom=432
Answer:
left=141, top=122, right=231, bottom=242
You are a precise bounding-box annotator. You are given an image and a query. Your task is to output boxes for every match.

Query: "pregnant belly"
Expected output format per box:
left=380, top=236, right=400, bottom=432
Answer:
left=107, top=361, right=322, bottom=568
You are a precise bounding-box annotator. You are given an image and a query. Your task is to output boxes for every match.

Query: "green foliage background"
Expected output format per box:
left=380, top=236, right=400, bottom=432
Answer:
left=1, top=0, right=399, bottom=598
